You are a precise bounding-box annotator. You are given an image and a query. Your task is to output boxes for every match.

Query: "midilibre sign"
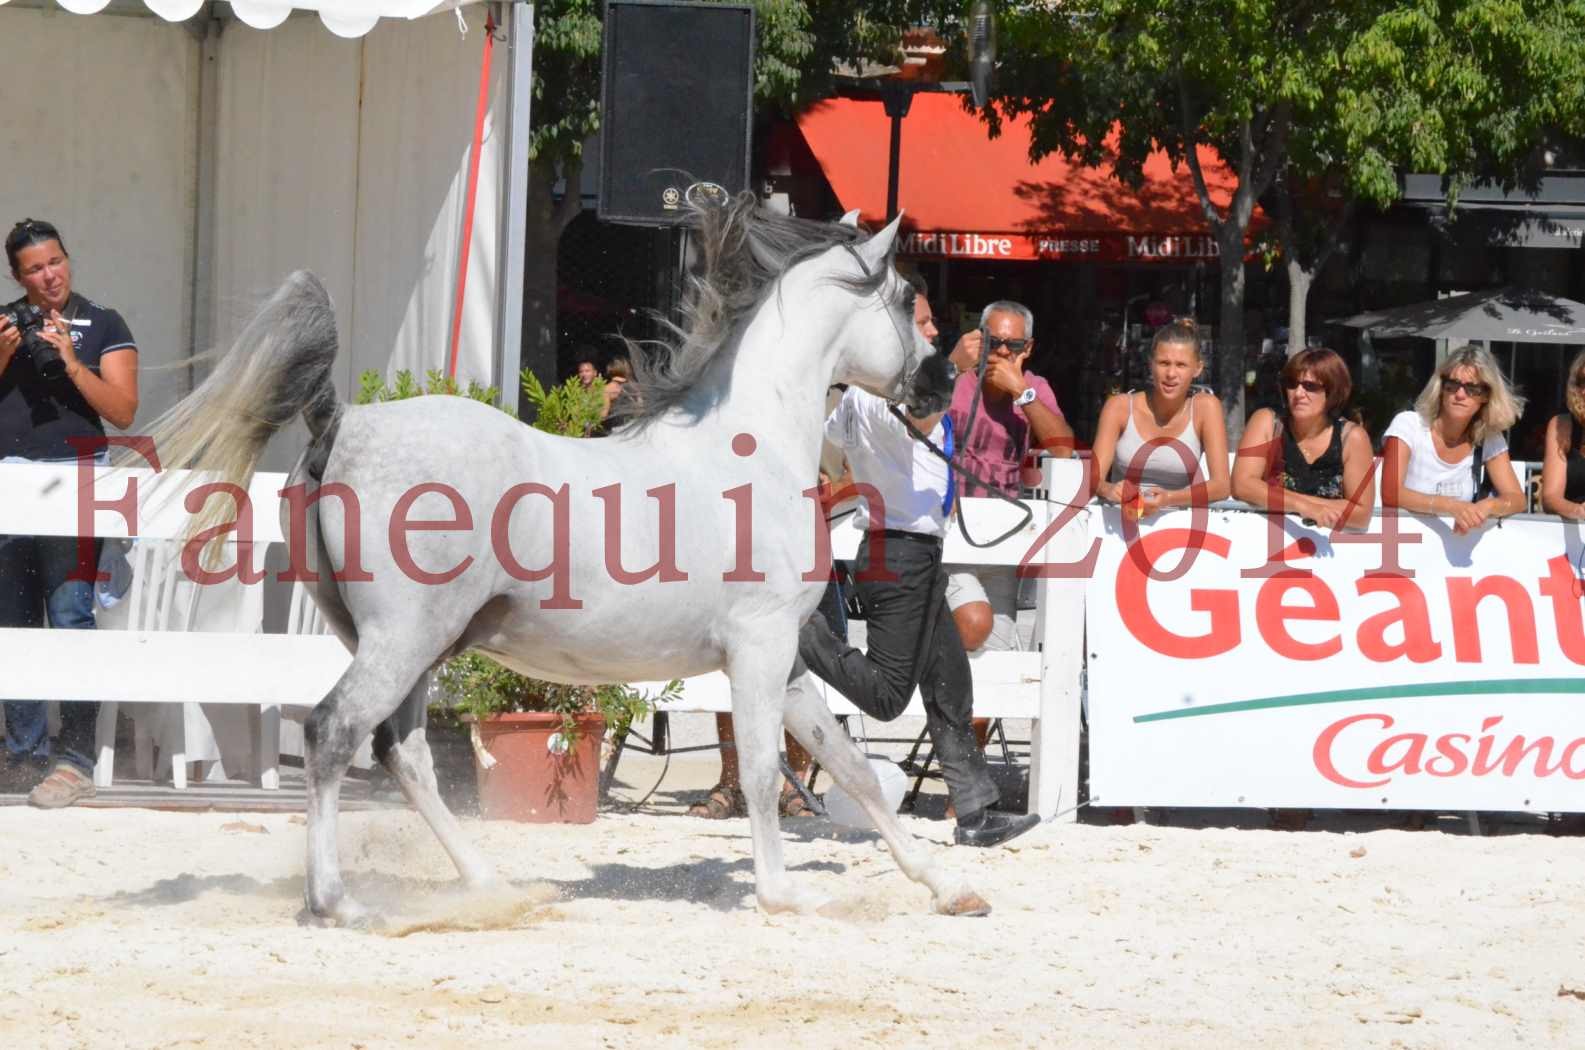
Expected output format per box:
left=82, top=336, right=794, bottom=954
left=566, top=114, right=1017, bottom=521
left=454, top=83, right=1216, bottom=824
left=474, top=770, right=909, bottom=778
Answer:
left=896, top=230, right=1223, bottom=262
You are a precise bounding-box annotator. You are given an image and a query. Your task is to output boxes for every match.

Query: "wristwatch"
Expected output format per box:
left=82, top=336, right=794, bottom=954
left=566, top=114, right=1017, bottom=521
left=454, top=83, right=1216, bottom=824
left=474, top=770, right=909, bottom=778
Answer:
left=1013, top=387, right=1037, bottom=408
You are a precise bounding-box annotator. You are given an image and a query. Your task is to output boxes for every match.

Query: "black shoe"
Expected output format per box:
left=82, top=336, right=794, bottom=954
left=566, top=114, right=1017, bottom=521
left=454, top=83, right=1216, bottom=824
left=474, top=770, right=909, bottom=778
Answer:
left=953, top=809, right=1041, bottom=848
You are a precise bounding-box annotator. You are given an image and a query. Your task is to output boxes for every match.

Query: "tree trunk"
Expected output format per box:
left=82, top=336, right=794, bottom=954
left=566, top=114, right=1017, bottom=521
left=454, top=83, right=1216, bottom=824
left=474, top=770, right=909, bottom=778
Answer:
left=520, top=162, right=561, bottom=405
left=1286, top=258, right=1313, bottom=356
left=1216, top=227, right=1248, bottom=444
left=518, top=158, right=585, bottom=419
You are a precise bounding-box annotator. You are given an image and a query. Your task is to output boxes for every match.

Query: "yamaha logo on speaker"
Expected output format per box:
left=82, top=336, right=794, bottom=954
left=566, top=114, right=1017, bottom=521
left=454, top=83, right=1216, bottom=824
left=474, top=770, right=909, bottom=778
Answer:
left=661, top=187, right=682, bottom=210
left=685, top=181, right=729, bottom=209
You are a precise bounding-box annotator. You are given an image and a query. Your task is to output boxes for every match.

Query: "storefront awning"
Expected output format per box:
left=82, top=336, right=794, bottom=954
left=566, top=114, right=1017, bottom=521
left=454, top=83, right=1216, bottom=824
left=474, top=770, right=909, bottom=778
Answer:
left=795, top=94, right=1257, bottom=263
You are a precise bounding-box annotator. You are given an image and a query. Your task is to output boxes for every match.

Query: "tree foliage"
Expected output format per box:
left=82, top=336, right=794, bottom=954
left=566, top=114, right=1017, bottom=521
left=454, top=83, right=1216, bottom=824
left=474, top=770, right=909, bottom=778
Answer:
left=528, top=0, right=948, bottom=172
left=988, top=0, right=1585, bottom=402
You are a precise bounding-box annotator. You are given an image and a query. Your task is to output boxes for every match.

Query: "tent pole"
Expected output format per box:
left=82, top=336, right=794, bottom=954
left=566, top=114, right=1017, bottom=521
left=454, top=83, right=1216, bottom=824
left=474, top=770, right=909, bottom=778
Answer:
left=188, top=16, right=223, bottom=399
left=495, top=1, right=534, bottom=418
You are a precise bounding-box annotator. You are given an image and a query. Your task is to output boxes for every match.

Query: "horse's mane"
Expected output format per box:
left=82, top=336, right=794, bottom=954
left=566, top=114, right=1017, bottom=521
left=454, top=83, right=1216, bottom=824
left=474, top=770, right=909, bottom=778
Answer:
left=616, top=193, right=891, bottom=431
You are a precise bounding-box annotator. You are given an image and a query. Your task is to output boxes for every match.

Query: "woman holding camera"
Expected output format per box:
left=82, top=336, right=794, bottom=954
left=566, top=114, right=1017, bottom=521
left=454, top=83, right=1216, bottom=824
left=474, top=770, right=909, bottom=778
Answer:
left=0, top=218, right=138, bottom=807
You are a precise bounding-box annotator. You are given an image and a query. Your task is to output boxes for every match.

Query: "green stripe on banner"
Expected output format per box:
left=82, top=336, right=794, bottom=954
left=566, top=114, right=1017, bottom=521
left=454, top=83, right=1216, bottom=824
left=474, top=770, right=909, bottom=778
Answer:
left=1134, top=678, right=1585, bottom=724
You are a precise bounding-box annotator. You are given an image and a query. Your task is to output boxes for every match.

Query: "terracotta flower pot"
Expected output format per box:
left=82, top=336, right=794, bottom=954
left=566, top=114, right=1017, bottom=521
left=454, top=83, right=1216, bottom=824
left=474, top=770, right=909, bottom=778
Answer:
left=471, top=712, right=605, bottom=823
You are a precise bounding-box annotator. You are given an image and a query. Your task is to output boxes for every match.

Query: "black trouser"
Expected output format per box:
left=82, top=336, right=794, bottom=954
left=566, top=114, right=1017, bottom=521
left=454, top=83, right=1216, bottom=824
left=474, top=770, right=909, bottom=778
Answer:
left=798, top=530, right=998, bottom=816
left=0, top=534, right=101, bottom=771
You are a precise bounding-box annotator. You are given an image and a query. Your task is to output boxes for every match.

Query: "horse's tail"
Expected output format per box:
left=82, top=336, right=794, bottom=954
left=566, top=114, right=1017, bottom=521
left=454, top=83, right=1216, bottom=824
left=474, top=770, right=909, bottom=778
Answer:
left=138, top=270, right=341, bottom=539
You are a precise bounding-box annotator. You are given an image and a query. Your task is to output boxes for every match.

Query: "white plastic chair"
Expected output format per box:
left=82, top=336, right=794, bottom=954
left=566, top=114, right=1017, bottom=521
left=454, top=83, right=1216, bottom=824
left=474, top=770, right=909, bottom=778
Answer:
left=92, top=541, right=200, bottom=787
left=93, top=540, right=267, bottom=789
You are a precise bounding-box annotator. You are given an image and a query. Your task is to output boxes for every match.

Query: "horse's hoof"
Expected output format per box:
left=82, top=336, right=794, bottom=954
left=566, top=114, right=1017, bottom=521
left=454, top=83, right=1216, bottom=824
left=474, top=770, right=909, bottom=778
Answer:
left=462, top=870, right=502, bottom=892
left=757, top=887, right=828, bottom=916
left=296, top=898, right=382, bottom=930
left=937, top=891, right=992, bottom=917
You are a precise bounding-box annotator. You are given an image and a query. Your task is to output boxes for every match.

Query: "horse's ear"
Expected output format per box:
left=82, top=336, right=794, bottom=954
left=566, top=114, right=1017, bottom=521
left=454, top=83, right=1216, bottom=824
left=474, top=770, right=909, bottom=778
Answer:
left=855, top=211, right=904, bottom=273
left=838, top=209, right=862, bottom=228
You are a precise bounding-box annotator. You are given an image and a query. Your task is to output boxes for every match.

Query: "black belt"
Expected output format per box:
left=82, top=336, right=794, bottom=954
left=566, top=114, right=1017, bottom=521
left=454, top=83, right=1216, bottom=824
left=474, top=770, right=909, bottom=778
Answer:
left=871, top=528, right=943, bottom=545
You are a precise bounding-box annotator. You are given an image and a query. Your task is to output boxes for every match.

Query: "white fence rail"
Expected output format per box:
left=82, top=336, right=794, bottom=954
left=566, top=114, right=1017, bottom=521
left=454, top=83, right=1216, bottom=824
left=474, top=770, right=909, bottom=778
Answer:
left=4, top=458, right=1569, bottom=816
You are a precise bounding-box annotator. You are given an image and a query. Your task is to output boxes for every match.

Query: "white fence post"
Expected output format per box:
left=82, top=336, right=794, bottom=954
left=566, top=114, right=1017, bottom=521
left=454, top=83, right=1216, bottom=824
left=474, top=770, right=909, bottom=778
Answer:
left=1028, top=458, right=1087, bottom=821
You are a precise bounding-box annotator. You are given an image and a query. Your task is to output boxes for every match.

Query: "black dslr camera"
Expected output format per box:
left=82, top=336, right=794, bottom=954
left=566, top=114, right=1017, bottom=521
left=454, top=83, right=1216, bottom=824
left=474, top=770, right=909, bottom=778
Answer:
left=0, top=301, right=64, bottom=379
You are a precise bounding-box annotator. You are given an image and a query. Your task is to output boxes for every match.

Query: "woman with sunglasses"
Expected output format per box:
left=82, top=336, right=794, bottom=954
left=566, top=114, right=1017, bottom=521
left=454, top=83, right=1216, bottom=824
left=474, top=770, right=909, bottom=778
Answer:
left=1539, top=350, right=1585, bottom=520
left=1092, top=318, right=1229, bottom=518
left=1381, top=345, right=1525, bottom=535
left=1232, top=347, right=1375, bottom=530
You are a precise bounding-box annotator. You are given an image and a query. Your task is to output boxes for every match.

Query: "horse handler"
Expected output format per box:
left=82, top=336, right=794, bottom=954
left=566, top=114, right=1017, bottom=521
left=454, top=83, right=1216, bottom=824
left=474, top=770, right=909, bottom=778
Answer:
left=799, top=281, right=1039, bottom=849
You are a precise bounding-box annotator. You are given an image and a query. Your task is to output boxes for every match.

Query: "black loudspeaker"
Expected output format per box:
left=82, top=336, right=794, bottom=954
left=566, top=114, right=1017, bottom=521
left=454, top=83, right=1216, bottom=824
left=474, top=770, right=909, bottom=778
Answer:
left=598, top=1, right=755, bottom=226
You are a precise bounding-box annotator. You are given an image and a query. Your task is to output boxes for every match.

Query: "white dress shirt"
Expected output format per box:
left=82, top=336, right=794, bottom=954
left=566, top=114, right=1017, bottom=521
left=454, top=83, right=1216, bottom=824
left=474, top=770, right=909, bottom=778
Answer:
left=825, top=387, right=950, bottom=537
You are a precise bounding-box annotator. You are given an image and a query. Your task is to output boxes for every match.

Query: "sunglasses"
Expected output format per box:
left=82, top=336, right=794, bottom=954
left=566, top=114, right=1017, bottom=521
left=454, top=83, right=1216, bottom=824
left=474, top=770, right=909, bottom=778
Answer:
left=985, top=336, right=1030, bottom=353
left=1441, top=377, right=1490, bottom=399
left=1281, top=378, right=1326, bottom=394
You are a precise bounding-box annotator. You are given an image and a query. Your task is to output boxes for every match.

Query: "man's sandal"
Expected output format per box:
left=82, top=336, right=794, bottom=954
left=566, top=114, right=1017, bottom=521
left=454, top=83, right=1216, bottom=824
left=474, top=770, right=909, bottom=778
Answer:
left=686, top=784, right=745, bottom=819
left=779, top=782, right=816, bottom=818
left=27, top=763, right=95, bottom=810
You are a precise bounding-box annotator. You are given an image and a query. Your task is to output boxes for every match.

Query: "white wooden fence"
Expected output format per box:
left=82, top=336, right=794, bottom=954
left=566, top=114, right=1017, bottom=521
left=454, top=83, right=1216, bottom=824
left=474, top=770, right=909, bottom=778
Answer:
left=0, top=463, right=347, bottom=788
left=0, top=460, right=1092, bottom=816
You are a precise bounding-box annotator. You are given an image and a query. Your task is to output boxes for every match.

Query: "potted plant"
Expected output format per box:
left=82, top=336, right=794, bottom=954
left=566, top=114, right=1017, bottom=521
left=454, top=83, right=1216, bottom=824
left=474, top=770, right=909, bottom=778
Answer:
left=437, top=655, right=673, bottom=823
left=356, top=365, right=668, bottom=822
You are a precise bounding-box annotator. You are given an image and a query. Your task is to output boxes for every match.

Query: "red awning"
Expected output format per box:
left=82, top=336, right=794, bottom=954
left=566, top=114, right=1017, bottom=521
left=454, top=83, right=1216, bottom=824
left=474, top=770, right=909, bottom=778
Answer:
left=795, top=94, right=1257, bottom=263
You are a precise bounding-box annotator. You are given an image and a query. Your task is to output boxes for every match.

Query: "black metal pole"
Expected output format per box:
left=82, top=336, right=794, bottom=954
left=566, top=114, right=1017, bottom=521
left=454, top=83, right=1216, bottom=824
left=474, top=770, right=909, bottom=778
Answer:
left=886, top=111, right=903, bottom=221
left=879, top=81, right=914, bottom=222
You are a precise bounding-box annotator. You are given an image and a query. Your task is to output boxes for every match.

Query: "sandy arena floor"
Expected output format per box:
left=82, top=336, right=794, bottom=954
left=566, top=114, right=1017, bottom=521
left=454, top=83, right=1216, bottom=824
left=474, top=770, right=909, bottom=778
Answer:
left=1, top=770, right=1582, bottom=1050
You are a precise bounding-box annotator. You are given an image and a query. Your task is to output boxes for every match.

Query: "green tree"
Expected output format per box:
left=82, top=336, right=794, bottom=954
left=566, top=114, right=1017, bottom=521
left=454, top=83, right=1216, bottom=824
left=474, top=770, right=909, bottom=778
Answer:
left=988, top=0, right=1585, bottom=431
left=520, top=0, right=929, bottom=396
left=1270, top=1, right=1585, bottom=352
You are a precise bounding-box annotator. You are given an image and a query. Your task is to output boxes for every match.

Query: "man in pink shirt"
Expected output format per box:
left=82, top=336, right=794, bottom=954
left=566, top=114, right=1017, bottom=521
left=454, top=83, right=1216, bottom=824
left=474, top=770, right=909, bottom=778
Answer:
left=946, top=301, right=1072, bottom=660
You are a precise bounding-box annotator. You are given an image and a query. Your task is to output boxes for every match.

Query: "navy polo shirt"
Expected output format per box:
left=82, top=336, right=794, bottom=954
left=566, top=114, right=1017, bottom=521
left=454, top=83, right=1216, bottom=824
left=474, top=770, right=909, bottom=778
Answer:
left=0, top=292, right=135, bottom=460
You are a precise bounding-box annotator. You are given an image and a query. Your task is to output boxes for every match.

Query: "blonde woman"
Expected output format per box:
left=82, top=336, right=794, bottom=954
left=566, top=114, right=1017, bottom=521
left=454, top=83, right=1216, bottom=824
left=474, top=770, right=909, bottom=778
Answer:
left=1381, top=345, right=1525, bottom=535
left=1092, top=318, right=1230, bottom=517
left=1541, top=349, right=1585, bottom=519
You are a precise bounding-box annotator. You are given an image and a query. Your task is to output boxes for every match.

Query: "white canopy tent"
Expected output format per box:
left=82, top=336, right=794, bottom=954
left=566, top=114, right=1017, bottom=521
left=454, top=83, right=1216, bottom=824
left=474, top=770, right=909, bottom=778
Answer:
left=0, top=0, right=533, bottom=468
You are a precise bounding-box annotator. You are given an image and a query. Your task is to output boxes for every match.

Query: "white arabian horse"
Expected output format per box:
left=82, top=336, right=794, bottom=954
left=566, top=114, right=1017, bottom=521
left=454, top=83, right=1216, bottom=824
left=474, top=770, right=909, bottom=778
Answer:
left=141, top=197, right=987, bottom=925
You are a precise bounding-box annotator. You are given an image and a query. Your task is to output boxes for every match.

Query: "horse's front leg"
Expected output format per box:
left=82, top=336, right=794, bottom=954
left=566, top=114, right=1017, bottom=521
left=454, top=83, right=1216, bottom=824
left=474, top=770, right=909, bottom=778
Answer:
left=782, top=667, right=990, bottom=916
left=726, top=628, right=827, bottom=915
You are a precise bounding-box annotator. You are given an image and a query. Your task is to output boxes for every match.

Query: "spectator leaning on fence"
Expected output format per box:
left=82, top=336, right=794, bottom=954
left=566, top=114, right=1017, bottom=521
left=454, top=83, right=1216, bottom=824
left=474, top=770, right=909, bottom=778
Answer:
left=1232, top=347, right=1375, bottom=531
left=1090, top=318, right=1230, bottom=518
left=1539, top=351, right=1585, bottom=519
left=944, top=300, right=1072, bottom=655
left=0, top=218, right=139, bottom=808
left=1381, top=344, right=1525, bottom=536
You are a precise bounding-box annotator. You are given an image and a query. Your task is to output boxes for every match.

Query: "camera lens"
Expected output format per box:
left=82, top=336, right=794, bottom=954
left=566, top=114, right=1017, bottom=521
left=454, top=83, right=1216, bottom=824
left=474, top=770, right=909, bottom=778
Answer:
left=29, top=335, right=65, bottom=380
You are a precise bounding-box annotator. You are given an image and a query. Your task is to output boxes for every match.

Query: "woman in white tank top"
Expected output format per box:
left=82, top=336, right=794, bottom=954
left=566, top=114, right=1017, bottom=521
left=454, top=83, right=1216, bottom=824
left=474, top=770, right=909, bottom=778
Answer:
left=1091, top=319, right=1230, bottom=517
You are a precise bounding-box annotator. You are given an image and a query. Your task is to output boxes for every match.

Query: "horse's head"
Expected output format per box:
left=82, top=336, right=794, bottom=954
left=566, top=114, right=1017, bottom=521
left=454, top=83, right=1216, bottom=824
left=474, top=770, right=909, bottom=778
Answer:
left=823, top=213, right=954, bottom=416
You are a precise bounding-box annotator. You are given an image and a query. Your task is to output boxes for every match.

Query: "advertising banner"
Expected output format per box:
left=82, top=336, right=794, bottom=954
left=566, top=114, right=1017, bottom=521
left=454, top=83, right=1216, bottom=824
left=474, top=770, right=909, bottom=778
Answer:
left=1086, top=507, right=1585, bottom=811
left=895, top=231, right=1222, bottom=263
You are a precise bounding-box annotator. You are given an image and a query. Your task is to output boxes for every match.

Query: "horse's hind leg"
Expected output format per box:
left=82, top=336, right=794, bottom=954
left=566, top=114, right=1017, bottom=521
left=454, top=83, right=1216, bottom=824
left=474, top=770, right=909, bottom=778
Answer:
left=781, top=667, right=990, bottom=916
left=371, top=674, right=496, bottom=889
left=301, top=642, right=432, bottom=928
